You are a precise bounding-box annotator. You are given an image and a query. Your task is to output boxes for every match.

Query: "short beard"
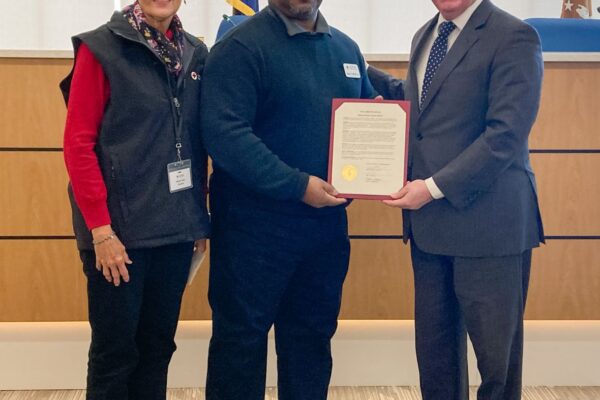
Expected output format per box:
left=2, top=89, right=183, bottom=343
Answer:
left=286, top=3, right=319, bottom=20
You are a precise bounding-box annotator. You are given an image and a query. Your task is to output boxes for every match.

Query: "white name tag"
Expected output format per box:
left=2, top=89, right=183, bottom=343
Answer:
left=167, top=159, right=193, bottom=193
left=344, top=63, right=361, bottom=79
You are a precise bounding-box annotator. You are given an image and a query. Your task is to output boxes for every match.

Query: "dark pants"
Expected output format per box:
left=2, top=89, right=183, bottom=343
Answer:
left=81, top=242, right=194, bottom=400
left=205, top=204, right=350, bottom=400
left=411, top=241, right=532, bottom=400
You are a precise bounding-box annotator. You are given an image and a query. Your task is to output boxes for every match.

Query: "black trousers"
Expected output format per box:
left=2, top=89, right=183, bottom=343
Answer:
left=205, top=204, right=350, bottom=400
left=81, top=242, right=194, bottom=400
left=411, top=241, right=532, bottom=400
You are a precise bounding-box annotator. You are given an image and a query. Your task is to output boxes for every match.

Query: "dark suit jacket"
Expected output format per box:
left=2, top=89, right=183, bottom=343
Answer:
left=368, top=0, right=544, bottom=257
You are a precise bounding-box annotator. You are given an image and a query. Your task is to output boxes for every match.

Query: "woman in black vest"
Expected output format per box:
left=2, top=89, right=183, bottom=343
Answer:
left=61, top=1, right=209, bottom=399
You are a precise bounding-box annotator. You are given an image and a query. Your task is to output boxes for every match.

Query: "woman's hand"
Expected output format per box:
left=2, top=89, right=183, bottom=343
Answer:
left=92, top=225, right=133, bottom=287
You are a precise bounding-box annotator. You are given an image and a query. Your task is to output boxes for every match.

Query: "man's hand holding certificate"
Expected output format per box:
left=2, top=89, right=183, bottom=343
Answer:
left=328, top=99, right=410, bottom=199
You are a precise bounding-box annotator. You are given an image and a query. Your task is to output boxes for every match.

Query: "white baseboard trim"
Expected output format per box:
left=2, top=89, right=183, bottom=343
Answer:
left=1, top=320, right=599, bottom=390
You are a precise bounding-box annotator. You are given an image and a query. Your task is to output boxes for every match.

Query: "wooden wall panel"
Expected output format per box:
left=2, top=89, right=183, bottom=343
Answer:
left=4, top=139, right=594, bottom=239
left=341, top=239, right=600, bottom=320
left=2, top=239, right=598, bottom=322
left=0, top=59, right=71, bottom=148
left=347, top=154, right=600, bottom=237
left=530, top=63, right=600, bottom=150
left=0, top=152, right=72, bottom=236
left=0, top=240, right=86, bottom=322
left=1, top=60, right=598, bottom=150
left=533, top=154, right=600, bottom=236
left=340, top=240, right=413, bottom=319
left=344, top=239, right=600, bottom=320
left=368, top=61, right=600, bottom=150
left=347, top=201, right=402, bottom=235
left=0, top=239, right=214, bottom=322
left=526, top=240, right=600, bottom=320
left=1, top=58, right=599, bottom=323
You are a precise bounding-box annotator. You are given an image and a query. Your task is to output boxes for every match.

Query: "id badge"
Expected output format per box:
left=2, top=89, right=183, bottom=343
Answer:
left=343, top=63, right=361, bottom=79
left=167, top=159, right=193, bottom=193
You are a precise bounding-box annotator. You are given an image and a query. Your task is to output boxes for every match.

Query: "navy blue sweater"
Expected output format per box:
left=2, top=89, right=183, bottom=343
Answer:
left=200, top=7, right=375, bottom=215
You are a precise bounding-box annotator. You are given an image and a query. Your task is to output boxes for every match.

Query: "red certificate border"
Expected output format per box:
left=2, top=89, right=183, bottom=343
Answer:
left=328, top=98, right=411, bottom=200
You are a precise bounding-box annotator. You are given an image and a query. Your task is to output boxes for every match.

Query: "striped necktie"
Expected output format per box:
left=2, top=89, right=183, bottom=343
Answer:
left=420, top=21, right=457, bottom=109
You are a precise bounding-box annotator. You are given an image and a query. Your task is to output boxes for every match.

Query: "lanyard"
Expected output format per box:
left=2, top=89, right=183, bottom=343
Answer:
left=169, top=69, right=187, bottom=162
left=173, top=96, right=184, bottom=162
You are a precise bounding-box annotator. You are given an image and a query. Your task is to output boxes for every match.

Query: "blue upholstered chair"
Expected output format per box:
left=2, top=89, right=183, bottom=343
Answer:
left=525, top=18, right=600, bottom=52
left=216, top=15, right=251, bottom=42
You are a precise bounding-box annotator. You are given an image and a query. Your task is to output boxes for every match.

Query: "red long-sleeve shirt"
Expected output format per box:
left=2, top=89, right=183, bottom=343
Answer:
left=63, top=43, right=112, bottom=230
left=64, top=31, right=174, bottom=231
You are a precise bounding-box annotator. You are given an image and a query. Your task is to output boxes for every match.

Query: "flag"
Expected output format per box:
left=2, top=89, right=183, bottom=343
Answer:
left=561, top=0, right=593, bottom=18
left=227, top=0, right=259, bottom=16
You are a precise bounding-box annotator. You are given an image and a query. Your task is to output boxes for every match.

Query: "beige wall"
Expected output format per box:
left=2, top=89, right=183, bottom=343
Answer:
left=0, top=58, right=599, bottom=322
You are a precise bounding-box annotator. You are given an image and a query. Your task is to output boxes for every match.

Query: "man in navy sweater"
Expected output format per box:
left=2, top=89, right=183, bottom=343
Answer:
left=200, top=0, right=375, bottom=399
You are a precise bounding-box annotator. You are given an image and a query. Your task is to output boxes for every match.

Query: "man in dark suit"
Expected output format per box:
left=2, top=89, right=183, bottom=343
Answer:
left=368, top=1, right=544, bottom=399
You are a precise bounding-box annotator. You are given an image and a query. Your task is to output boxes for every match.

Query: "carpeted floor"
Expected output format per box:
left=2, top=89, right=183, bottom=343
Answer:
left=1, top=387, right=600, bottom=400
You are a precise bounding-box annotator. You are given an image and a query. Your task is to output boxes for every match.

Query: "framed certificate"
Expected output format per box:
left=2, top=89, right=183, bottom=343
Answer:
left=328, top=99, right=410, bottom=200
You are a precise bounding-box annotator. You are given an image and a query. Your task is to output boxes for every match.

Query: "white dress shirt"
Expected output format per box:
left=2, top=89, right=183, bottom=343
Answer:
left=415, top=0, right=483, bottom=200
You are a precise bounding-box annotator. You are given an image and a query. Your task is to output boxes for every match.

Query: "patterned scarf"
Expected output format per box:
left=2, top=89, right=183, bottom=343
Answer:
left=123, top=1, right=185, bottom=76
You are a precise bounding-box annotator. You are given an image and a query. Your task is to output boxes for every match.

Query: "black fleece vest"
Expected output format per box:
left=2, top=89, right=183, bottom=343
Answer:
left=61, top=12, right=210, bottom=250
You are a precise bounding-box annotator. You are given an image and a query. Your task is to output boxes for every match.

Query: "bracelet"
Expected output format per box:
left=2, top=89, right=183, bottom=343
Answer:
left=92, top=232, right=116, bottom=246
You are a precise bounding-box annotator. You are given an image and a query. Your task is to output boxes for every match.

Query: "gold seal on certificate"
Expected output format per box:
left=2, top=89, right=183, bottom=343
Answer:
left=341, top=165, right=358, bottom=182
left=328, top=99, right=410, bottom=200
